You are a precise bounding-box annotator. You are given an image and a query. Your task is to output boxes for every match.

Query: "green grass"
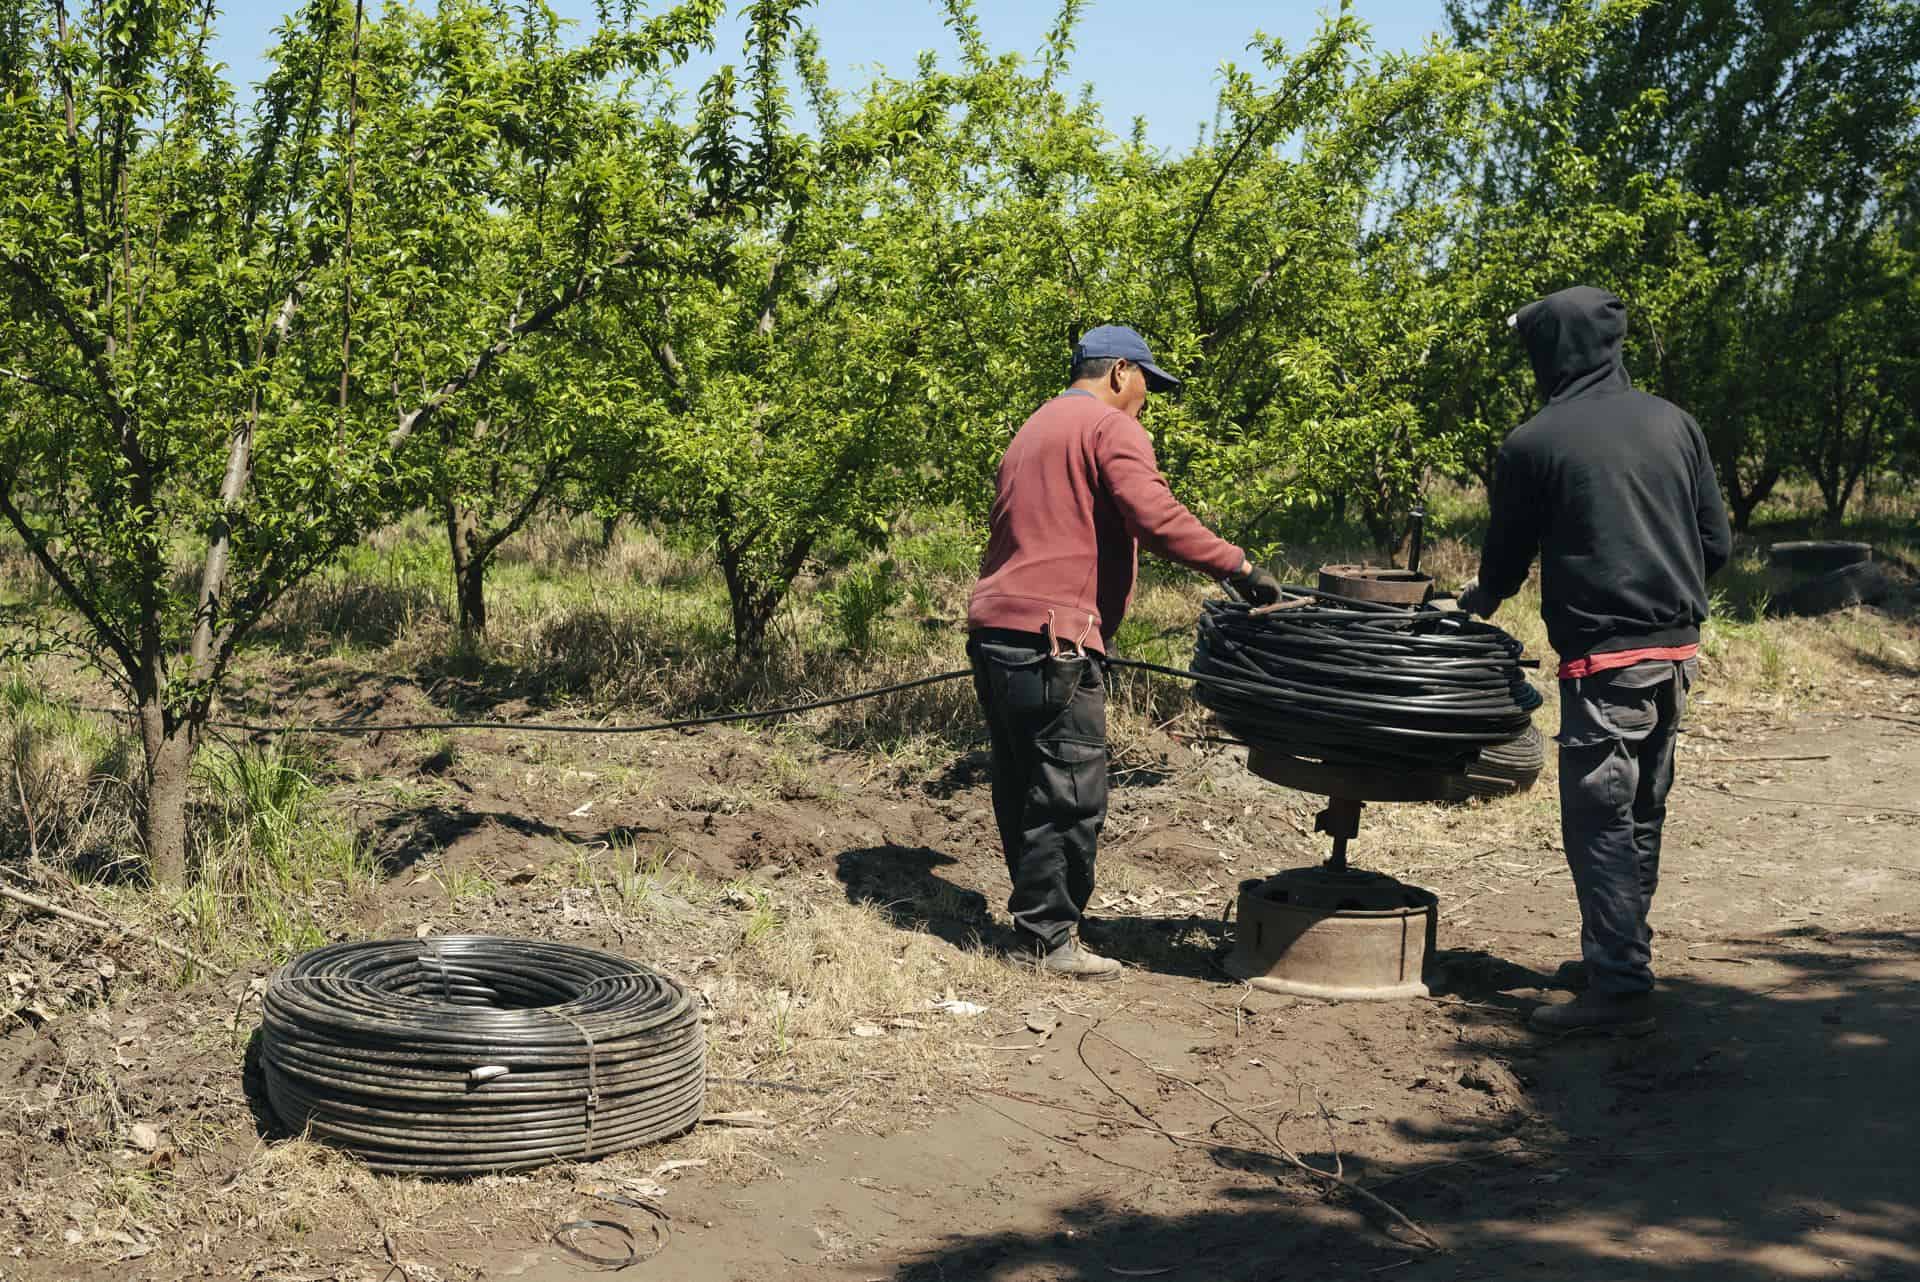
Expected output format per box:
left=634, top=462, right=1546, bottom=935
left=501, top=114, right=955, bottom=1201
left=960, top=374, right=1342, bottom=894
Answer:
left=1, top=665, right=136, bottom=869
left=181, top=738, right=375, bottom=961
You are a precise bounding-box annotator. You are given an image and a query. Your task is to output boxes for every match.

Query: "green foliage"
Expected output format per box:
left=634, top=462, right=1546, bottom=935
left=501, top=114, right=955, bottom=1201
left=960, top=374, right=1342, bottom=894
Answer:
left=605, top=5, right=1072, bottom=654
left=822, top=558, right=902, bottom=653
left=0, top=0, right=740, bottom=879
left=1443, top=0, right=1920, bottom=528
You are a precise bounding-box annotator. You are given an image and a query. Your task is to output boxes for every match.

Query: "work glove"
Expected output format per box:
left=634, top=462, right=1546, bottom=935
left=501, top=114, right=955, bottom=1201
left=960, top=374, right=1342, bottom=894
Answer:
left=1456, top=579, right=1498, bottom=619
left=1225, top=563, right=1284, bottom=607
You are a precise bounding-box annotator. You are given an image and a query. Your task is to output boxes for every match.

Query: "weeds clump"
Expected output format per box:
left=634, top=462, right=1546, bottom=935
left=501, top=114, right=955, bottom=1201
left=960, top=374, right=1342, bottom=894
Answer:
left=1, top=668, right=137, bottom=873
left=179, top=739, right=374, bottom=962
left=821, top=558, right=904, bottom=654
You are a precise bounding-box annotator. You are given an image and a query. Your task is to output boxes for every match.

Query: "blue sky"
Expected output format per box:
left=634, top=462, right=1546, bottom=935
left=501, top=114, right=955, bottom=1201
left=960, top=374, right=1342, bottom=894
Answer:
left=208, top=0, right=1454, bottom=152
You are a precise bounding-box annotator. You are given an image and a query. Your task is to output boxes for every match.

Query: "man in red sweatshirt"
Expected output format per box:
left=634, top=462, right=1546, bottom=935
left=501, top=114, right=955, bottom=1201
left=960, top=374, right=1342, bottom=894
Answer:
left=967, top=325, right=1282, bottom=979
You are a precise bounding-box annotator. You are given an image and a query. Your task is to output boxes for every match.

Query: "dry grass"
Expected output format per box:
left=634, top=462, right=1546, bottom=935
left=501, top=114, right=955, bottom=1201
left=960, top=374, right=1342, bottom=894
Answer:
left=2, top=668, right=138, bottom=874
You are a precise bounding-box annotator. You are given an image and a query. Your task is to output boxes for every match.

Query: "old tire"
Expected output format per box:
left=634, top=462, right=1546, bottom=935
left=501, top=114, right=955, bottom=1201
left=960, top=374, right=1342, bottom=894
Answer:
left=1772, top=561, right=1891, bottom=617
left=1767, top=541, right=1872, bottom=574
left=1443, top=724, right=1545, bottom=802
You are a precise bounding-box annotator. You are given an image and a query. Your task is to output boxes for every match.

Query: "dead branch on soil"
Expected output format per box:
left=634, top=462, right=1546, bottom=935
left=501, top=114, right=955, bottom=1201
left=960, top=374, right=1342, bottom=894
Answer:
left=1422, top=996, right=1524, bottom=1017
left=14, top=758, right=40, bottom=861
left=1082, top=1029, right=1444, bottom=1252
left=971, top=1094, right=1164, bottom=1178
left=1315, top=1091, right=1343, bottom=1181
left=1687, top=782, right=1920, bottom=817
left=700, top=1110, right=777, bottom=1129
left=0, top=881, right=227, bottom=975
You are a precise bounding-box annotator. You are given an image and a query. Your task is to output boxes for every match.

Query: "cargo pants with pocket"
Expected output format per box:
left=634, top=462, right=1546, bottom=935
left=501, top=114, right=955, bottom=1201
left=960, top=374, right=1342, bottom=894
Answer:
left=968, top=631, right=1109, bottom=953
left=1557, top=658, right=1696, bottom=995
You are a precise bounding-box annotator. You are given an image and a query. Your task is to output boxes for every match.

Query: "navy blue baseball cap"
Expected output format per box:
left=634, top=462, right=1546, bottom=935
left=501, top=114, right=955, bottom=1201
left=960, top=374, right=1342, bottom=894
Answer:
left=1073, top=325, right=1182, bottom=392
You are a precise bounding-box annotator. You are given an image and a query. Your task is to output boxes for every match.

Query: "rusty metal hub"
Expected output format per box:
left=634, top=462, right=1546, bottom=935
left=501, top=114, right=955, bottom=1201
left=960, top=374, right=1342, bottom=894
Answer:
left=1317, top=564, right=1435, bottom=606
left=1224, top=788, right=1439, bottom=1000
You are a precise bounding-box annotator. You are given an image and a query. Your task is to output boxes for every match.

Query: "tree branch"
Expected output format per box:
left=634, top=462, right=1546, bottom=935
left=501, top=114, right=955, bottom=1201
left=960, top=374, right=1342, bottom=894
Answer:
left=386, top=241, right=668, bottom=453
left=476, top=452, right=568, bottom=561
left=755, top=214, right=803, bottom=337
left=0, top=365, right=87, bottom=401
left=49, top=1, right=90, bottom=248
left=1181, top=38, right=1345, bottom=332
left=0, top=475, right=139, bottom=680
left=4, top=258, right=119, bottom=409
left=191, top=286, right=301, bottom=684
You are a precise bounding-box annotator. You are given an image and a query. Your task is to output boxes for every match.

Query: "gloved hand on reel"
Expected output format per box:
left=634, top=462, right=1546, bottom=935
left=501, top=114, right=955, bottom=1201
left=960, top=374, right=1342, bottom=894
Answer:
left=1455, top=578, right=1499, bottom=619
left=1224, top=560, right=1284, bottom=607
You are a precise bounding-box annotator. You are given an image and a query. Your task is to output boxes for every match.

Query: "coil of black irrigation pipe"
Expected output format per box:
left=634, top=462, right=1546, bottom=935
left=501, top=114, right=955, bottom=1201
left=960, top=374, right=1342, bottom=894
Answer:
left=1104, top=589, right=1543, bottom=773
left=260, top=936, right=705, bottom=1176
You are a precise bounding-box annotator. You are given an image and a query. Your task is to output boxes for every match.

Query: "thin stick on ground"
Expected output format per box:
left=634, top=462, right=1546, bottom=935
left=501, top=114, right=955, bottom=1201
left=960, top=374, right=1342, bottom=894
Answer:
left=1084, top=1030, right=1443, bottom=1252
left=971, top=1095, right=1164, bottom=1178
left=1686, top=782, right=1920, bottom=817
left=1315, top=1090, right=1343, bottom=1182
left=0, top=882, right=225, bottom=974
left=13, top=759, right=39, bottom=862
left=1075, top=1019, right=1172, bottom=1146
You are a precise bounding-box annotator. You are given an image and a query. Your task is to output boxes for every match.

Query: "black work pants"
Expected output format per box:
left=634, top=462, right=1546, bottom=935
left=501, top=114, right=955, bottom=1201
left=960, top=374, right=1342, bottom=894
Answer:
left=969, top=631, right=1109, bottom=953
left=1556, top=659, right=1693, bottom=995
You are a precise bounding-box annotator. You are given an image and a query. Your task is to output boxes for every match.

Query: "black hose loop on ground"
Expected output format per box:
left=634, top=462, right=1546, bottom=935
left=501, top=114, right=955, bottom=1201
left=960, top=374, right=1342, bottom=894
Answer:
left=261, top=936, right=705, bottom=1176
left=1186, top=594, right=1537, bottom=771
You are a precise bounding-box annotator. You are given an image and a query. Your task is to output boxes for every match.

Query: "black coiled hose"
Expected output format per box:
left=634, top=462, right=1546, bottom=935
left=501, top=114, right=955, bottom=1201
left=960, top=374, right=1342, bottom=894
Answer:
left=261, top=936, right=705, bottom=1176
left=1186, top=593, right=1539, bottom=771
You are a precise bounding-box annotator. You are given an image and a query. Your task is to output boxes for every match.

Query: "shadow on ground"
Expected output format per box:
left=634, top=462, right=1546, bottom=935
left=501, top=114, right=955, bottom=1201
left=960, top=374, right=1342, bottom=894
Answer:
left=888, top=929, right=1920, bottom=1281
left=835, top=844, right=997, bottom=950
left=833, top=842, right=1230, bottom=979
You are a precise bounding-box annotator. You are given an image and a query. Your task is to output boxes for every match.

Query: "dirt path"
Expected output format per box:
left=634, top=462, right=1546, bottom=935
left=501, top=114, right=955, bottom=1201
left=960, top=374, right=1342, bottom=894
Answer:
left=499, top=711, right=1920, bottom=1282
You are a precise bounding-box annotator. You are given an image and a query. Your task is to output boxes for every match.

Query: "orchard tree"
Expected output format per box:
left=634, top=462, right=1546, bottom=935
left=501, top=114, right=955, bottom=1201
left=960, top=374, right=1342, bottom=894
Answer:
left=431, top=326, right=627, bottom=637
left=615, top=4, right=1049, bottom=657
left=1445, top=0, right=1920, bottom=526
left=1779, top=228, right=1920, bottom=521
left=0, top=0, right=744, bottom=884
left=1052, top=4, right=1628, bottom=559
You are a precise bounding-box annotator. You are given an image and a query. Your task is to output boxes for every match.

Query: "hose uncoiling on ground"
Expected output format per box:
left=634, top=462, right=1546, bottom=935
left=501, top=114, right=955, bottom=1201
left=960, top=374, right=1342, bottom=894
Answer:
left=261, top=936, right=705, bottom=1175
left=1180, top=593, right=1539, bottom=772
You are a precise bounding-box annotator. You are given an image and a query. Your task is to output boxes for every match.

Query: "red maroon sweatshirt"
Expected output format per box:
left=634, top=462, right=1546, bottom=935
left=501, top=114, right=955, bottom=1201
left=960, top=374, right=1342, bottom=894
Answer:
left=967, top=391, right=1245, bottom=652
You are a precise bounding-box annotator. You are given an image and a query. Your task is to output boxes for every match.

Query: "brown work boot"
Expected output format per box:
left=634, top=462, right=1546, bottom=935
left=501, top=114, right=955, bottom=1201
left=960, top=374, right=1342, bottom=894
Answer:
left=1037, top=939, right=1122, bottom=982
left=1528, top=990, right=1655, bottom=1036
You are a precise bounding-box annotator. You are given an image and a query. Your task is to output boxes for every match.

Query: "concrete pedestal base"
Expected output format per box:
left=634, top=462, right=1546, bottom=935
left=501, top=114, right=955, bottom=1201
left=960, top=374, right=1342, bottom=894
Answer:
left=1224, top=867, right=1438, bottom=1002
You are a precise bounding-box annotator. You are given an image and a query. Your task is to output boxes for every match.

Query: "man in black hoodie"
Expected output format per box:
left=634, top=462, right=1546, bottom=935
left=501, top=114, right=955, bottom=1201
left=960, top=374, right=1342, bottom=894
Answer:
left=1460, top=286, right=1732, bottom=1035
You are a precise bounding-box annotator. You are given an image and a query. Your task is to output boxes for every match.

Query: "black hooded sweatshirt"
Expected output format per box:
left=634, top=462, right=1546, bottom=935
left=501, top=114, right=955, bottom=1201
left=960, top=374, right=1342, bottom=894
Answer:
left=1477, top=286, right=1732, bottom=663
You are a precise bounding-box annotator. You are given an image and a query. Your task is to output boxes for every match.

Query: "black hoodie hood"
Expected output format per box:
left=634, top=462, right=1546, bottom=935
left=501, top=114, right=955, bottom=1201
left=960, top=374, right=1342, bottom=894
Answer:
left=1513, top=285, right=1631, bottom=404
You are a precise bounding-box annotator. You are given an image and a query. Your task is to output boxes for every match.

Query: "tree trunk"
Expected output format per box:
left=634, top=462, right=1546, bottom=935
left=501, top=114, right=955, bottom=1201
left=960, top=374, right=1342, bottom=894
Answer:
left=723, top=560, right=771, bottom=659
left=445, top=501, right=487, bottom=636
left=599, top=513, right=621, bottom=549
left=457, top=554, right=488, bottom=635
left=1364, top=512, right=1402, bottom=563
left=136, top=699, right=195, bottom=888
left=1723, top=459, right=1781, bottom=533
